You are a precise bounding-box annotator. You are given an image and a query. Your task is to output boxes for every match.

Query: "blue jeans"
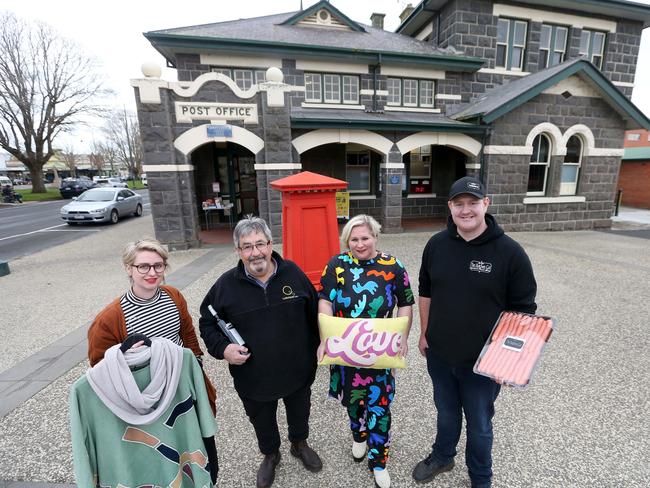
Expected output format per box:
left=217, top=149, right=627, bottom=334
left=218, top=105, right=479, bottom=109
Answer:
left=426, top=349, right=500, bottom=485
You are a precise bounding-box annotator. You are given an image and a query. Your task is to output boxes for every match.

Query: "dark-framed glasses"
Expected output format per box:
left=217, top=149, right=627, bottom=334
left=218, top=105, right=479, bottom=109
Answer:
left=238, top=240, right=270, bottom=254
left=132, top=262, right=167, bottom=274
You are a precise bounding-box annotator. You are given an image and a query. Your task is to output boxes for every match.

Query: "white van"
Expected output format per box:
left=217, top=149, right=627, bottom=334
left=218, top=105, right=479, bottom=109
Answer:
left=0, top=176, right=12, bottom=188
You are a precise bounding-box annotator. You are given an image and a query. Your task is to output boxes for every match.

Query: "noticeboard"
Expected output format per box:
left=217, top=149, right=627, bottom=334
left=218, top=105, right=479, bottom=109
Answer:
left=335, top=191, right=349, bottom=219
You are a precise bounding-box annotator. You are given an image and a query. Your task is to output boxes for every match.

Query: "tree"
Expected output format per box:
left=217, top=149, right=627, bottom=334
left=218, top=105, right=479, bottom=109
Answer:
left=61, top=145, right=77, bottom=178
left=102, top=109, right=143, bottom=179
left=0, top=12, right=107, bottom=192
left=90, top=140, right=119, bottom=176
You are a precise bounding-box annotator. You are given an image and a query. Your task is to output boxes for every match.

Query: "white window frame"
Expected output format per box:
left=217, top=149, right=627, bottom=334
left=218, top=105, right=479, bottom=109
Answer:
left=346, top=151, right=371, bottom=193
left=497, top=18, right=528, bottom=71
left=211, top=67, right=232, bottom=77
left=403, top=79, right=418, bottom=107
left=387, top=78, right=401, bottom=105
left=419, top=80, right=435, bottom=107
left=496, top=19, right=510, bottom=69
left=560, top=135, right=582, bottom=196
left=233, top=70, right=253, bottom=90
left=579, top=30, right=606, bottom=69
left=540, top=25, right=568, bottom=69
left=527, top=134, right=551, bottom=196
left=304, top=73, right=322, bottom=102
left=323, top=74, right=341, bottom=103
left=255, top=70, right=267, bottom=84
left=342, top=75, right=359, bottom=104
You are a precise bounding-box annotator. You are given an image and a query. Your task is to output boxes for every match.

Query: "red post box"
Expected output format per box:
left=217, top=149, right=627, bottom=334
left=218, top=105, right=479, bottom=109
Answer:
left=271, top=171, right=348, bottom=288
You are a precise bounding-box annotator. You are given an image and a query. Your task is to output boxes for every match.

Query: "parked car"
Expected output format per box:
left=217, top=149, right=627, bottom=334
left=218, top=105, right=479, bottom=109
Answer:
left=60, top=187, right=143, bottom=225
left=0, top=176, right=13, bottom=188
left=12, top=177, right=25, bottom=185
left=95, top=177, right=128, bottom=188
left=59, top=178, right=96, bottom=198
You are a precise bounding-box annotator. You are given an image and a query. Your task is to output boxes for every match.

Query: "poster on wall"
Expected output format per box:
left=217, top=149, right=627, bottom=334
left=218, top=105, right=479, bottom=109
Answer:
left=335, top=191, right=349, bottom=219
left=212, top=182, right=220, bottom=193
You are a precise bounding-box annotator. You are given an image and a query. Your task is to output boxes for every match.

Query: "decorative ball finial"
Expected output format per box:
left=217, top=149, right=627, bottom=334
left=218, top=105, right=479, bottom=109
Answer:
left=141, top=62, right=162, bottom=78
left=266, top=67, right=284, bottom=83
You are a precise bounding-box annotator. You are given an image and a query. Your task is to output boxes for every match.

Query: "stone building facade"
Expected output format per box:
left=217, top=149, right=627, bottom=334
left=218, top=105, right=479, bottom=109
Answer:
left=132, top=0, right=650, bottom=249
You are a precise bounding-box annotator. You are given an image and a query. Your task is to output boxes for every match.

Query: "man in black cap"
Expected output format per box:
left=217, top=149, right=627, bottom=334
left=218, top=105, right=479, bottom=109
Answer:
left=412, top=176, right=537, bottom=488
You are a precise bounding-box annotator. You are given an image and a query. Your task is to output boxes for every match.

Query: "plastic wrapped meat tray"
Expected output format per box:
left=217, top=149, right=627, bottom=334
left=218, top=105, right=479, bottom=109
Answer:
left=473, top=311, right=555, bottom=387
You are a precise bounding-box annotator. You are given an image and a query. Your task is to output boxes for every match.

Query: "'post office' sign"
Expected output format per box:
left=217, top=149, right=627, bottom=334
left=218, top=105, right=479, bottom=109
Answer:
left=175, top=102, right=258, bottom=124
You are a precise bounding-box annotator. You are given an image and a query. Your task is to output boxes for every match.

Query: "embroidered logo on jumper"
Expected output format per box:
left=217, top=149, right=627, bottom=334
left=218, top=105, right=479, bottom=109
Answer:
left=282, top=285, right=299, bottom=300
left=470, top=260, right=492, bottom=273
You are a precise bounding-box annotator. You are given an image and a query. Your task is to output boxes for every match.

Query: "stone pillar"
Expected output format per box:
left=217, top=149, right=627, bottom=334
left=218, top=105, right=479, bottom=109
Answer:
left=256, top=75, right=296, bottom=243
left=380, top=145, right=404, bottom=234
left=135, top=86, right=200, bottom=250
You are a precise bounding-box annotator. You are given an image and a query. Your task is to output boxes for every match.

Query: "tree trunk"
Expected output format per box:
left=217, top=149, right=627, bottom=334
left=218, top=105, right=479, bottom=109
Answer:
left=30, top=167, right=46, bottom=193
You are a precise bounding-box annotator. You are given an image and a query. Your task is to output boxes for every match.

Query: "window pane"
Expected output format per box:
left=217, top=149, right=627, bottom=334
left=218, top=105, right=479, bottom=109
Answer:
left=496, top=45, right=507, bottom=68
left=555, top=27, right=567, bottom=51
left=592, top=55, right=603, bottom=69
left=531, top=134, right=551, bottom=163
left=342, top=76, right=359, bottom=103
left=213, top=68, right=232, bottom=77
left=539, top=50, right=549, bottom=69
left=514, top=21, right=527, bottom=44
left=579, top=31, right=590, bottom=55
left=551, top=52, right=563, bottom=65
left=527, top=165, right=547, bottom=192
left=561, top=165, right=579, bottom=183
left=593, top=33, right=605, bottom=55
left=420, top=80, right=434, bottom=107
left=387, top=78, right=401, bottom=104
left=324, top=74, right=341, bottom=103
left=540, top=25, right=551, bottom=49
left=255, top=70, right=267, bottom=83
left=512, top=47, right=523, bottom=69
left=347, top=164, right=370, bottom=191
left=565, top=136, right=582, bottom=163
left=404, top=79, right=418, bottom=106
left=497, top=19, right=509, bottom=43
left=234, top=70, right=253, bottom=90
left=305, top=74, right=321, bottom=102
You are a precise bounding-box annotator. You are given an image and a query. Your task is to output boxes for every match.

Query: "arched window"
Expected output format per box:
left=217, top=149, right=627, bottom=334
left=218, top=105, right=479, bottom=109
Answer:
left=527, top=134, right=551, bottom=195
left=560, top=135, right=582, bottom=195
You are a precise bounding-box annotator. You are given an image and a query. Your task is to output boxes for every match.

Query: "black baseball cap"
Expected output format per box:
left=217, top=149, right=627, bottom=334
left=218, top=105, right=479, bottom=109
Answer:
left=448, top=176, right=487, bottom=200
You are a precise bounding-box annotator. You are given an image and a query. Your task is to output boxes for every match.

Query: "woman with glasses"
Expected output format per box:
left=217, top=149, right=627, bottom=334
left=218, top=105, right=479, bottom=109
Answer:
left=87, top=238, right=217, bottom=413
left=318, top=214, right=414, bottom=488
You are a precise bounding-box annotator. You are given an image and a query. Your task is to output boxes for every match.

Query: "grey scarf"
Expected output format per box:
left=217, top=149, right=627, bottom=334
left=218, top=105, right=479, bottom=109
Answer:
left=86, top=337, right=184, bottom=425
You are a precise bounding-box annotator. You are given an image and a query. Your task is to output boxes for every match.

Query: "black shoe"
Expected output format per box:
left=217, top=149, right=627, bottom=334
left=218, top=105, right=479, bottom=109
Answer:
left=290, top=439, right=323, bottom=473
left=412, top=452, right=455, bottom=483
left=257, top=451, right=281, bottom=488
left=471, top=483, right=492, bottom=488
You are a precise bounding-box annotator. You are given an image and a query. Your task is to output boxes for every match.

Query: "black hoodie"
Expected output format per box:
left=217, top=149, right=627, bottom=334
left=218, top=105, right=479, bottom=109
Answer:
left=418, top=214, right=537, bottom=367
left=199, top=252, right=319, bottom=401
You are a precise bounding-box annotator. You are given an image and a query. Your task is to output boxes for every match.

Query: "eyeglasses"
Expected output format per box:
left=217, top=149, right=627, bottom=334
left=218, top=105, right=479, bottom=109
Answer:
left=132, top=262, right=167, bottom=274
left=238, top=240, right=270, bottom=254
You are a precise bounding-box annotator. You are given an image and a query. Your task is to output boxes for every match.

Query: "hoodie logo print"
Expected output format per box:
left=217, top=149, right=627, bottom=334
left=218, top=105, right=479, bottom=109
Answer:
left=470, top=260, right=492, bottom=273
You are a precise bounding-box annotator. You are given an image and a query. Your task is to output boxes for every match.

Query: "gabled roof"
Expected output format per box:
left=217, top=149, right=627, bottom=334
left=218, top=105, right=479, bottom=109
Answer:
left=144, top=11, right=483, bottom=71
left=397, top=0, right=650, bottom=35
left=450, top=58, right=650, bottom=130
left=280, top=1, right=365, bottom=32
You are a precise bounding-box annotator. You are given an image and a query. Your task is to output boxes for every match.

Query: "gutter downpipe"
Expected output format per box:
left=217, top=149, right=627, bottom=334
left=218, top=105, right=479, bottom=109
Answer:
left=479, top=122, right=491, bottom=183
left=372, top=54, right=382, bottom=112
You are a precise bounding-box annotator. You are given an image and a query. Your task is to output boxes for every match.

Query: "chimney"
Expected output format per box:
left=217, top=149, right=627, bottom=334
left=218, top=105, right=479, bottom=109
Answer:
left=399, top=3, right=415, bottom=24
left=370, top=12, right=385, bottom=30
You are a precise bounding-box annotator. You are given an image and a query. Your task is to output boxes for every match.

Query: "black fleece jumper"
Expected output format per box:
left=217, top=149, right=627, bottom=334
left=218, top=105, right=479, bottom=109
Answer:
left=418, top=214, right=537, bottom=368
left=199, top=252, right=319, bottom=401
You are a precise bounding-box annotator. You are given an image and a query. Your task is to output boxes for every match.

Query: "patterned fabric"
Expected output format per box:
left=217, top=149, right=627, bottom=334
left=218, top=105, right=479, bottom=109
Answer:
left=319, top=251, right=414, bottom=469
left=121, top=288, right=183, bottom=346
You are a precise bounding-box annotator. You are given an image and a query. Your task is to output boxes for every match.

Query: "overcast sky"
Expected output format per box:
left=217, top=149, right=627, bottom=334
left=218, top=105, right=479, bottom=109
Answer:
left=0, top=0, right=649, bottom=153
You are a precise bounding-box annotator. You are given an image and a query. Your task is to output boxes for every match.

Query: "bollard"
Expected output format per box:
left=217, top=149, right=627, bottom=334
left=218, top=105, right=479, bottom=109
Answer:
left=0, top=261, right=9, bottom=277
left=614, top=189, right=623, bottom=216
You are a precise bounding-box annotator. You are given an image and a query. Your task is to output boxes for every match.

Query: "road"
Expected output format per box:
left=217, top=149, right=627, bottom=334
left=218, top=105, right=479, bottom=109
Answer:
left=0, top=190, right=150, bottom=261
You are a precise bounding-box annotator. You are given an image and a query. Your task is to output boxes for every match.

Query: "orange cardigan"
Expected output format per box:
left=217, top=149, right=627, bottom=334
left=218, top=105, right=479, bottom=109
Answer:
left=87, top=285, right=217, bottom=414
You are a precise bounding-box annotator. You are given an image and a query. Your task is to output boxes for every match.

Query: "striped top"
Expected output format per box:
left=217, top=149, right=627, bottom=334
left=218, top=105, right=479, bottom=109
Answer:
left=121, top=288, right=183, bottom=346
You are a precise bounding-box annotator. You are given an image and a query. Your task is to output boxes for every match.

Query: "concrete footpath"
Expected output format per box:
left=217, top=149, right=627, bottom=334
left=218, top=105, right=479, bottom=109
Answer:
left=0, top=212, right=649, bottom=487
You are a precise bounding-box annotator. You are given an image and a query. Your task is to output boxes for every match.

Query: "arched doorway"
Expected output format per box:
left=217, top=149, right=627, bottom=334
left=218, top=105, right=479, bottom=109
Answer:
left=191, top=142, right=258, bottom=229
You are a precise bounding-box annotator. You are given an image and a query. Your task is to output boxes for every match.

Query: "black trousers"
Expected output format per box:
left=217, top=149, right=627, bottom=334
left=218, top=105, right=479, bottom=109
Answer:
left=239, top=382, right=312, bottom=455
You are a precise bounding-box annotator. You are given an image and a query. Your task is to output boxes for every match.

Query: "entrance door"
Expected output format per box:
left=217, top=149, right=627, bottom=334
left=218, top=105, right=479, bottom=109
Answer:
left=217, top=144, right=258, bottom=220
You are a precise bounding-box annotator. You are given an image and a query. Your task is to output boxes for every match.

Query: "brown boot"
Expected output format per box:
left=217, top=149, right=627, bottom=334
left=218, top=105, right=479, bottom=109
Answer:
left=256, top=451, right=281, bottom=488
left=290, top=439, right=323, bottom=473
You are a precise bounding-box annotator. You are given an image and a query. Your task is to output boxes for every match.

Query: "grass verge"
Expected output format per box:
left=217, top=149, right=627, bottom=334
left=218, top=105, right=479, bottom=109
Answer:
left=15, top=188, right=63, bottom=202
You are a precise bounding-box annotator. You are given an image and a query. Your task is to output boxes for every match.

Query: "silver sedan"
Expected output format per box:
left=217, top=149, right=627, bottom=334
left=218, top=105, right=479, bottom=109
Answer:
left=60, top=187, right=143, bottom=225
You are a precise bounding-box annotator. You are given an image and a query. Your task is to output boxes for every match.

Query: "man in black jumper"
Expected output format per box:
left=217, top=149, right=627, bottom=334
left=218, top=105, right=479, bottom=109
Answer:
left=199, top=216, right=322, bottom=488
left=412, top=176, right=537, bottom=488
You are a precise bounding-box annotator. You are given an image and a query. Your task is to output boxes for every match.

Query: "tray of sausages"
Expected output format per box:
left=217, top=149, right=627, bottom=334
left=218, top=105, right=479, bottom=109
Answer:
left=474, top=311, right=555, bottom=387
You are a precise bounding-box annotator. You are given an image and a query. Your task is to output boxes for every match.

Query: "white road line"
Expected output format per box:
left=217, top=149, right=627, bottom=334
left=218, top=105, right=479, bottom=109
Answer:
left=0, top=224, right=88, bottom=242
